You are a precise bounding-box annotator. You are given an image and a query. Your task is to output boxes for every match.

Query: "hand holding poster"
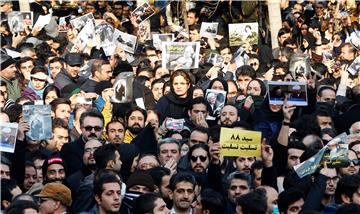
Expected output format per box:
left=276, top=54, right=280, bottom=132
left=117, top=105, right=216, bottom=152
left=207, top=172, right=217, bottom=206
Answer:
left=0, top=122, right=18, bottom=153
left=162, top=42, right=200, bottom=70
left=23, top=105, right=52, bottom=141
left=267, top=81, right=308, bottom=106
left=220, top=128, right=261, bottom=157
left=152, top=33, right=174, bottom=50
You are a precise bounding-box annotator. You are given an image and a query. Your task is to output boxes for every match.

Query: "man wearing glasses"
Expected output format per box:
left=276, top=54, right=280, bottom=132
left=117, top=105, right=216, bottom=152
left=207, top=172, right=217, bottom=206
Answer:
left=61, top=109, right=105, bottom=176
left=37, top=182, right=72, bottom=214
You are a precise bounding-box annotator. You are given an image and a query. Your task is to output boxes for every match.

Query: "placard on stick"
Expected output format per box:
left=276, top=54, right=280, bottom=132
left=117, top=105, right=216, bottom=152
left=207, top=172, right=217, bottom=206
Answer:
left=220, top=128, right=261, bottom=157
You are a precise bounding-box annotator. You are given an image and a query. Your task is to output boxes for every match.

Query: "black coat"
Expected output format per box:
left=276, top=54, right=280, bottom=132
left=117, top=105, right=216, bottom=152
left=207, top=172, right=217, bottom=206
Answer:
left=156, top=91, right=192, bottom=124
left=60, top=136, right=86, bottom=176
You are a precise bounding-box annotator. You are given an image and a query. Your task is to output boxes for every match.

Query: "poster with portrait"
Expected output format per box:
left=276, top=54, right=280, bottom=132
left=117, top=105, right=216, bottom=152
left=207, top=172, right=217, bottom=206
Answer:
left=7, top=11, right=24, bottom=32
left=289, top=54, right=311, bottom=80
left=267, top=81, right=308, bottom=106
left=112, top=72, right=134, bottom=103
left=95, top=23, right=114, bottom=47
left=32, top=14, right=52, bottom=34
left=21, top=12, right=33, bottom=29
left=162, top=42, right=200, bottom=70
left=58, top=15, right=72, bottom=32
left=152, top=33, right=174, bottom=50
left=347, top=57, right=360, bottom=76
left=131, top=2, right=155, bottom=25
left=113, top=29, right=137, bottom=54
left=71, top=20, right=96, bottom=52
left=70, top=13, right=95, bottom=31
left=200, top=22, right=218, bottom=38
left=229, top=22, right=258, bottom=47
left=205, top=89, right=227, bottom=120
left=0, top=122, right=18, bottom=153
left=206, top=53, right=224, bottom=66
left=233, top=47, right=249, bottom=68
left=23, top=105, right=52, bottom=141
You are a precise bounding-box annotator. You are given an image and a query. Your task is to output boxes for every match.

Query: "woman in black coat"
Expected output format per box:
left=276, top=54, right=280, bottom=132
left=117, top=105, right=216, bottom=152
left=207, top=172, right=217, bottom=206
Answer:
left=156, top=70, right=193, bottom=124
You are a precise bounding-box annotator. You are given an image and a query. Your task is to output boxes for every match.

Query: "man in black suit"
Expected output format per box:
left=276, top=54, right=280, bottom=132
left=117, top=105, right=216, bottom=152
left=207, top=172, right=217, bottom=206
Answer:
left=60, top=108, right=105, bottom=176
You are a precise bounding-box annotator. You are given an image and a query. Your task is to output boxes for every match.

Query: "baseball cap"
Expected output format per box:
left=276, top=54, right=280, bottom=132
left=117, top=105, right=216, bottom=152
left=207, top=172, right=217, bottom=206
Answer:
left=36, top=183, right=72, bottom=207
left=64, top=53, right=83, bottom=66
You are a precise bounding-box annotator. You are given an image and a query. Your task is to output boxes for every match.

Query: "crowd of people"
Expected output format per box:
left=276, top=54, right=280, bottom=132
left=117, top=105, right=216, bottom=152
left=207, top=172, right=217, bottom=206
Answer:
left=0, top=0, right=360, bottom=214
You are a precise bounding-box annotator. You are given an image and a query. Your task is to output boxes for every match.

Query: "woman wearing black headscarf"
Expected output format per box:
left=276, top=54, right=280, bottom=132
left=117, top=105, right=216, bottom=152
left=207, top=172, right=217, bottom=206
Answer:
left=119, top=143, right=140, bottom=183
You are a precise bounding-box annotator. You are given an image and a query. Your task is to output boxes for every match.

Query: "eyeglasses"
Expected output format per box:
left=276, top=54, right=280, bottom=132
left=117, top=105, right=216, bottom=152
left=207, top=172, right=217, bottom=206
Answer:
left=190, top=155, right=207, bottom=162
left=84, top=126, right=103, bottom=132
left=348, top=159, right=360, bottom=166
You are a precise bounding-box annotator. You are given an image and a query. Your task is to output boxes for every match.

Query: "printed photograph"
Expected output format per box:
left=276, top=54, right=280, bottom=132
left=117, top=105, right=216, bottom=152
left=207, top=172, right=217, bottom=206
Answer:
left=70, top=13, right=95, bottom=31
left=23, top=105, right=52, bottom=141
left=113, top=29, right=137, bottom=53
left=229, top=22, right=258, bottom=47
left=200, top=22, right=218, bottom=38
left=131, top=2, right=155, bottom=24
left=162, top=42, right=200, bottom=70
left=0, top=122, right=18, bottom=153
left=95, top=23, right=114, bottom=47
left=112, top=72, right=134, bottom=103
left=268, top=81, right=308, bottom=106
left=205, top=89, right=227, bottom=119
left=7, top=11, right=24, bottom=32
left=152, top=33, right=174, bottom=50
left=21, top=11, right=33, bottom=29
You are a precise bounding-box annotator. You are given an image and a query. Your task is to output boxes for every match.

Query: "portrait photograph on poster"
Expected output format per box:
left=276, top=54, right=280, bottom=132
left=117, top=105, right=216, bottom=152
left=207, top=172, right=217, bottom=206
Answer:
left=229, top=22, right=258, bottom=47
left=162, top=42, right=200, bottom=70
left=0, top=122, right=18, bottom=153
left=23, top=105, right=52, bottom=141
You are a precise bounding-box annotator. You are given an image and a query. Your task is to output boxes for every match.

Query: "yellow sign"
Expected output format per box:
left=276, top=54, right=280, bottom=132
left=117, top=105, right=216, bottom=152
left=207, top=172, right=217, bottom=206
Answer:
left=220, top=128, right=261, bottom=157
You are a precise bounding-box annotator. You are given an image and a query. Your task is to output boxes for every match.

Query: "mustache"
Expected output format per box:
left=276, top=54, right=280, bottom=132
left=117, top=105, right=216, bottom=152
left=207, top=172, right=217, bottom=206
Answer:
left=88, top=133, right=98, bottom=138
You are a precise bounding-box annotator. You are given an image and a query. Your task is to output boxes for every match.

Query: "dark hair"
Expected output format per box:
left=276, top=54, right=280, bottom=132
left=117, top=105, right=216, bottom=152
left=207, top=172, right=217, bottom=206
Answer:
left=94, top=144, right=120, bottom=170
left=147, top=167, right=171, bottom=188
left=190, top=126, right=209, bottom=141
left=236, top=192, right=267, bottom=214
left=151, top=78, right=165, bottom=89
left=188, top=8, right=199, bottom=18
left=49, top=56, right=64, bottom=65
left=42, top=85, right=60, bottom=101
left=335, top=203, right=360, bottom=214
left=133, top=192, right=162, bottom=214
left=50, top=98, right=71, bottom=113
left=278, top=188, right=305, bottom=213
left=189, top=96, right=209, bottom=111
left=317, top=85, right=336, bottom=97
left=1, top=156, right=11, bottom=167
left=91, top=59, right=110, bottom=77
left=17, top=56, right=34, bottom=69
left=94, top=170, right=121, bottom=197
left=80, top=108, right=105, bottom=128
left=188, top=144, right=210, bottom=160
left=235, top=65, right=256, bottom=80
left=125, top=106, right=147, bottom=124
left=247, top=79, right=266, bottom=96
left=189, top=24, right=200, bottom=32
left=5, top=200, right=39, bottom=214
left=335, top=174, right=360, bottom=204
left=277, top=27, right=291, bottom=38
left=105, top=120, right=125, bottom=134
left=30, top=65, right=48, bottom=76
left=312, top=62, right=328, bottom=76
left=169, top=172, right=196, bottom=191
left=1, top=179, right=18, bottom=209
left=52, top=118, right=68, bottom=131
left=200, top=188, right=225, bottom=213
left=225, top=171, right=252, bottom=190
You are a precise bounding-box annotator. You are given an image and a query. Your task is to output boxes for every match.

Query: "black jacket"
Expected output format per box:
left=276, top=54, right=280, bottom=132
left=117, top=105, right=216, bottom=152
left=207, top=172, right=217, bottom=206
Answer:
left=60, top=136, right=86, bottom=176
left=156, top=91, right=192, bottom=124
